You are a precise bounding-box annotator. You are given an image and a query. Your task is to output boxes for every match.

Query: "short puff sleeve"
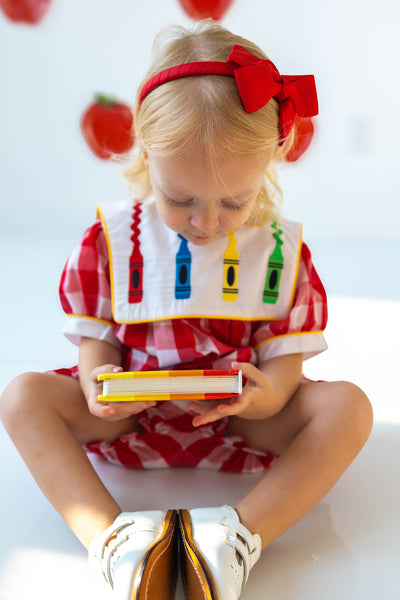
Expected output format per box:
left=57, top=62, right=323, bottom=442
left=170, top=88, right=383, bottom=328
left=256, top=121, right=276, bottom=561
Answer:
left=251, top=242, right=328, bottom=362
left=59, top=221, right=121, bottom=349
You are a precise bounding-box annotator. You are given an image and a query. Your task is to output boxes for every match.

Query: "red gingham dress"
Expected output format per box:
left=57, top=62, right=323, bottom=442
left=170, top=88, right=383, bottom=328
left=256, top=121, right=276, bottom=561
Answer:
left=53, top=215, right=328, bottom=473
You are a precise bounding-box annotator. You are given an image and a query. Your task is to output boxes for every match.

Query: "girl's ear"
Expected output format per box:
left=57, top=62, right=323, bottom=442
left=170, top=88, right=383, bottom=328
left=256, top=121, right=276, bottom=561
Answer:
left=143, top=150, right=149, bottom=170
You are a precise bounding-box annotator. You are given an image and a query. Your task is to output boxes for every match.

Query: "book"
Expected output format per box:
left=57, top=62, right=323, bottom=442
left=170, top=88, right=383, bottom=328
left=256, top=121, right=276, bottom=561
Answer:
left=97, top=369, right=242, bottom=402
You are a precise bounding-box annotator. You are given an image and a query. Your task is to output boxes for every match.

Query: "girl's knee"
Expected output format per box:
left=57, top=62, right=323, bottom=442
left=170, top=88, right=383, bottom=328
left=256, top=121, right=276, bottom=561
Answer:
left=339, top=380, right=373, bottom=437
left=1, top=372, right=56, bottom=424
left=314, top=380, right=373, bottom=444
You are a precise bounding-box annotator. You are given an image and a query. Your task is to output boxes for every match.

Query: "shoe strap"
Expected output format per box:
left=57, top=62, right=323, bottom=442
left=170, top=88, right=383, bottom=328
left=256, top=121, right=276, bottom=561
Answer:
left=88, top=515, right=135, bottom=586
left=221, top=519, right=262, bottom=587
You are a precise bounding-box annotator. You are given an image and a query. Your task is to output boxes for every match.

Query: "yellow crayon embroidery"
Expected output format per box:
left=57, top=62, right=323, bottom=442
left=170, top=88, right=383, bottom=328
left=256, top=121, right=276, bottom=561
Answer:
left=223, top=232, right=239, bottom=302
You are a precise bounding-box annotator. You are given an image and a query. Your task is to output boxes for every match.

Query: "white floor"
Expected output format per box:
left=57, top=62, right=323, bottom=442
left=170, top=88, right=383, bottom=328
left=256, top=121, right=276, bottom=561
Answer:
left=0, top=232, right=399, bottom=599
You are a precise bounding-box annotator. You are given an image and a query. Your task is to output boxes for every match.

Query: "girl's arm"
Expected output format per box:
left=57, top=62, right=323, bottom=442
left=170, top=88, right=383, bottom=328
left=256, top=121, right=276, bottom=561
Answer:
left=78, top=337, right=123, bottom=396
left=78, top=336, right=156, bottom=420
left=190, top=353, right=303, bottom=427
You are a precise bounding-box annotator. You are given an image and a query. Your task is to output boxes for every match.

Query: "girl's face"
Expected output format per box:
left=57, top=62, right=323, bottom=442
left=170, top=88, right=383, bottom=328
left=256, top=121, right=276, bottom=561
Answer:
left=146, top=148, right=273, bottom=245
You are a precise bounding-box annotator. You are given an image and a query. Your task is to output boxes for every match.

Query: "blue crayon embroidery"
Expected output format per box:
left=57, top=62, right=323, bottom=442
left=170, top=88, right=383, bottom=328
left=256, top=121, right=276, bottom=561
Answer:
left=175, top=234, right=191, bottom=299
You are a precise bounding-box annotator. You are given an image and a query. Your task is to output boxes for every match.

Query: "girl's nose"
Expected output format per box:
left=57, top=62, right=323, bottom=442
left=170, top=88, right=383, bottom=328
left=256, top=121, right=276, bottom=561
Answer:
left=190, top=205, right=219, bottom=233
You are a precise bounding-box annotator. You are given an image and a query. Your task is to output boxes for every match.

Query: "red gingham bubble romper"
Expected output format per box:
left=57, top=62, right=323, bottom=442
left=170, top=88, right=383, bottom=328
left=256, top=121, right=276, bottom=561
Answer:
left=51, top=198, right=328, bottom=473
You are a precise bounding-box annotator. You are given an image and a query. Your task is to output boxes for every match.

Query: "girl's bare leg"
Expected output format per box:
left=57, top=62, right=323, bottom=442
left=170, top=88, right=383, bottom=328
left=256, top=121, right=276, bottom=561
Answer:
left=0, top=372, right=140, bottom=549
left=228, top=381, right=373, bottom=548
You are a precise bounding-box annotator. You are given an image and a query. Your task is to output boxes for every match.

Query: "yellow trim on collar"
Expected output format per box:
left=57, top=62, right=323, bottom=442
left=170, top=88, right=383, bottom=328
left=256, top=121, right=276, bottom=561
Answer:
left=96, top=204, right=117, bottom=321
left=289, top=223, right=303, bottom=310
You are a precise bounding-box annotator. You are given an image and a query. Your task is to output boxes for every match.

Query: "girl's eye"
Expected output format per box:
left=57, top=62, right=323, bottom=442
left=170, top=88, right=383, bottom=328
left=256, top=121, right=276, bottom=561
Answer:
left=222, top=200, right=248, bottom=210
left=166, top=197, right=193, bottom=208
left=165, top=196, right=249, bottom=210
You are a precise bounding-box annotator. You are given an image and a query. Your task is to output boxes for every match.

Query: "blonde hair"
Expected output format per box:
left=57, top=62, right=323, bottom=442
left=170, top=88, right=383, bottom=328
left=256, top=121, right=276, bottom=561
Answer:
left=125, top=20, right=294, bottom=226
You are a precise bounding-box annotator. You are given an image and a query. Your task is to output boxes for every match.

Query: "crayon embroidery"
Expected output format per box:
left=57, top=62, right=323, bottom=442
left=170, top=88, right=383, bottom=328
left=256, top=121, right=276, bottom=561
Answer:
left=223, top=232, right=239, bottom=302
left=128, top=203, right=144, bottom=303
left=263, top=222, right=284, bottom=304
left=175, top=234, right=192, bottom=299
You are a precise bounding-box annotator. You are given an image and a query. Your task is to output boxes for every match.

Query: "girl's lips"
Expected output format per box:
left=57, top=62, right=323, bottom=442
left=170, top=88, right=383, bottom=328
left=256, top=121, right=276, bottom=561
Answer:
left=190, top=230, right=221, bottom=241
left=190, top=233, right=219, bottom=245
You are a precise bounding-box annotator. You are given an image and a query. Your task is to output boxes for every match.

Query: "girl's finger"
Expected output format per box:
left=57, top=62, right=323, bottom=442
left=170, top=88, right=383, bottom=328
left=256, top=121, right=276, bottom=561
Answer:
left=192, top=408, right=222, bottom=427
left=188, top=400, right=220, bottom=415
left=90, top=399, right=156, bottom=420
left=88, top=401, right=116, bottom=419
left=192, top=400, right=240, bottom=427
left=216, top=397, right=242, bottom=414
left=91, top=364, right=123, bottom=380
left=232, top=361, right=265, bottom=386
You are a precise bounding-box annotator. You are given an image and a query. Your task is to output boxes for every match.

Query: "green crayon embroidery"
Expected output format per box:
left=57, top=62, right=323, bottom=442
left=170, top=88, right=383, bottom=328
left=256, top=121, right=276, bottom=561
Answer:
left=263, top=222, right=284, bottom=304
left=223, top=232, right=239, bottom=302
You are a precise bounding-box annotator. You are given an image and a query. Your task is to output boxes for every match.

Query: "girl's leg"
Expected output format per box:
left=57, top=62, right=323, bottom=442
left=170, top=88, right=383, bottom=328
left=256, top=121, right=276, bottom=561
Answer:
left=0, top=371, right=140, bottom=549
left=227, top=381, right=373, bottom=548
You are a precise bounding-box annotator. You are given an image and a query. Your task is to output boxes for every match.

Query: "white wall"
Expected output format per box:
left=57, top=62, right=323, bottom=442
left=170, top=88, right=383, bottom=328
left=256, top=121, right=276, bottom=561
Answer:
left=1, top=0, right=399, bottom=240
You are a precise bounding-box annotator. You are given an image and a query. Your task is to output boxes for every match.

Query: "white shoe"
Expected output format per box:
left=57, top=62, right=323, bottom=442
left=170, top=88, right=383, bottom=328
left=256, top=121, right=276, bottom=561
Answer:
left=179, top=505, right=261, bottom=600
left=89, top=509, right=178, bottom=599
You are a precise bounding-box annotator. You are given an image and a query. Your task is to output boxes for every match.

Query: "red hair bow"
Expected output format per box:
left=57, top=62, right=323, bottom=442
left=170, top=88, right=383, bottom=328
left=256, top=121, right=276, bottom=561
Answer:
left=226, top=45, right=318, bottom=143
left=139, top=44, right=318, bottom=145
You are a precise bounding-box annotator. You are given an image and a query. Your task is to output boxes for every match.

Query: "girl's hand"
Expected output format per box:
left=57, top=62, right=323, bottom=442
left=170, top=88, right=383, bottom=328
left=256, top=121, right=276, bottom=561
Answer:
left=85, top=364, right=156, bottom=421
left=189, top=361, right=278, bottom=427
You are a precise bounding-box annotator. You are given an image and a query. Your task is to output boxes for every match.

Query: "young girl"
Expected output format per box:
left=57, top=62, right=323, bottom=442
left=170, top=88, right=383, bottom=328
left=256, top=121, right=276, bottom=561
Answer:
left=0, top=19, right=373, bottom=600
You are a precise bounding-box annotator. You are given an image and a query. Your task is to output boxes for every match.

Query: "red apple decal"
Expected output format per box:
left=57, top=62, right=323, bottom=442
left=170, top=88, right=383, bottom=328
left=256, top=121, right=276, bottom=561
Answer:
left=178, top=0, right=233, bottom=20
left=81, top=95, right=134, bottom=160
left=284, top=115, right=316, bottom=162
left=0, top=0, right=51, bottom=24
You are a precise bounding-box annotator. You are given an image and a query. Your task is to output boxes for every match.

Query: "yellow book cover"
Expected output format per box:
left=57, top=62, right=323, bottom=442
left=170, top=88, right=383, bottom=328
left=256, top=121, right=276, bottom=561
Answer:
left=97, top=369, right=242, bottom=402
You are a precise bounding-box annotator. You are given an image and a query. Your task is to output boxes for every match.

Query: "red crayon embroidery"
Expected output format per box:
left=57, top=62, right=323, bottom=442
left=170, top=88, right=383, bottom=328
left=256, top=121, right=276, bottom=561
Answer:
left=128, top=203, right=144, bottom=303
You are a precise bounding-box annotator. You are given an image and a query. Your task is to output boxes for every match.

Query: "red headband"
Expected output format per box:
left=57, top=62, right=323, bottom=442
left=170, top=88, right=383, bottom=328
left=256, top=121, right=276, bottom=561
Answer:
left=139, top=44, right=318, bottom=145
